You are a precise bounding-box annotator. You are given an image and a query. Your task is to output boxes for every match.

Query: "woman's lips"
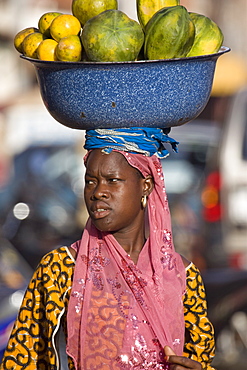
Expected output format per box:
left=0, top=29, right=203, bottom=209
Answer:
left=91, top=206, right=111, bottom=219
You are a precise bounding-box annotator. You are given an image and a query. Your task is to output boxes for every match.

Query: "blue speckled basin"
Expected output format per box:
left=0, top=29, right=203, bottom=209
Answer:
left=21, top=46, right=229, bottom=130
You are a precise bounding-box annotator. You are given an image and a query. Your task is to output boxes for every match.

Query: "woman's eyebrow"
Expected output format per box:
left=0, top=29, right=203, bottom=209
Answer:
left=106, top=171, right=120, bottom=176
left=85, top=170, right=120, bottom=177
left=85, top=171, right=95, bottom=177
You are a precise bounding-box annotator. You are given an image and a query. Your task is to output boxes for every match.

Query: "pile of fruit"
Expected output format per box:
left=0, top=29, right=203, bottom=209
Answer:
left=14, top=0, right=224, bottom=62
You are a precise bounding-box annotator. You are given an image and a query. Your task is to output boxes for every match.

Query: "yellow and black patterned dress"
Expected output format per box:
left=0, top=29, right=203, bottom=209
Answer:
left=0, top=247, right=215, bottom=370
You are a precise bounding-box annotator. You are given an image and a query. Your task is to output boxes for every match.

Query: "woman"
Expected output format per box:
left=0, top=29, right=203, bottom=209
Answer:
left=0, top=128, right=215, bottom=370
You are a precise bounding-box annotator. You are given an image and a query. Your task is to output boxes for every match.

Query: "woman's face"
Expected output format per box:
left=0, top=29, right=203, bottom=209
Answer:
left=84, top=149, right=153, bottom=236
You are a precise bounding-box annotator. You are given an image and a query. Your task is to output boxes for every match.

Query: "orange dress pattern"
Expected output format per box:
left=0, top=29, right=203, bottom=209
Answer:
left=0, top=247, right=215, bottom=370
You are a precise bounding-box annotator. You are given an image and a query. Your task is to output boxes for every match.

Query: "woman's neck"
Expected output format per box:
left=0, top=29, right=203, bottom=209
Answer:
left=113, top=227, right=146, bottom=264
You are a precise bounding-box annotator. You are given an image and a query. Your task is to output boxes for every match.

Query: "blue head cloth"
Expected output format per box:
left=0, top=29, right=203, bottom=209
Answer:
left=84, top=127, right=178, bottom=158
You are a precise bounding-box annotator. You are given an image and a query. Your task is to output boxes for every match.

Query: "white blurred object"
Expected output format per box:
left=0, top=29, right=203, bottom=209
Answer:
left=219, top=87, right=247, bottom=263
left=118, top=0, right=138, bottom=20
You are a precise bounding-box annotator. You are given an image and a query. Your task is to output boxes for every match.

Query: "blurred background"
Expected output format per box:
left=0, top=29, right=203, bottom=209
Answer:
left=0, top=0, right=247, bottom=368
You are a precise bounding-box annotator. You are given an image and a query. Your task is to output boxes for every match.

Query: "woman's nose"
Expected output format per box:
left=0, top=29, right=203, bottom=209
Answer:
left=91, top=181, right=109, bottom=199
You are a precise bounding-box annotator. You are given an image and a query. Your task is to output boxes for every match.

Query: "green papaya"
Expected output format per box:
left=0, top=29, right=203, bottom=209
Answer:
left=137, top=0, right=180, bottom=28
left=72, top=0, right=118, bottom=27
left=186, top=13, right=224, bottom=57
left=144, top=6, right=195, bottom=60
left=81, top=10, right=144, bottom=62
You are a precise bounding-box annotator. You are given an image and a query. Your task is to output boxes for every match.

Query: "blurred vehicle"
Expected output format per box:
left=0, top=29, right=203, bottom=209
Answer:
left=162, top=119, right=221, bottom=268
left=203, top=268, right=247, bottom=370
left=0, top=144, right=86, bottom=268
left=0, top=238, right=33, bottom=362
left=202, top=88, right=247, bottom=269
left=0, top=91, right=86, bottom=268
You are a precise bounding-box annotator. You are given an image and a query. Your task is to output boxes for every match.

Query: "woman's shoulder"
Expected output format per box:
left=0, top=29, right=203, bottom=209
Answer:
left=38, top=246, right=76, bottom=268
left=180, top=255, right=191, bottom=268
left=67, top=246, right=77, bottom=260
left=180, top=254, right=203, bottom=279
left=180, top=254, right=194, bottom=271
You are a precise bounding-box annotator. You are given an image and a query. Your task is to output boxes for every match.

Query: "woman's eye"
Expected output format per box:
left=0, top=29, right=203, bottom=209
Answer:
left=85, top=179, right=94, bottom=185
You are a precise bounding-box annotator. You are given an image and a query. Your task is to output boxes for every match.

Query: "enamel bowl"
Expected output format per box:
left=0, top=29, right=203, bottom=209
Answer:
left=21, top=46, right=230, bottom=130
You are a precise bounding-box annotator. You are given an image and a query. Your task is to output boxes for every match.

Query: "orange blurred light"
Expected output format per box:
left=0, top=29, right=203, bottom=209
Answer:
left=201, top=185, right=219, bottom=208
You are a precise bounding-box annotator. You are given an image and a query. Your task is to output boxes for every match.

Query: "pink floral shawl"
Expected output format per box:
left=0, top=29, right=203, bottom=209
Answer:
left=67, top=151, right=186, bottom=369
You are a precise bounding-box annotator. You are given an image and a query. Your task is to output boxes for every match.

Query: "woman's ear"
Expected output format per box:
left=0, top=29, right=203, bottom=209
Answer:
left=143, top=175, right=154, bottom=196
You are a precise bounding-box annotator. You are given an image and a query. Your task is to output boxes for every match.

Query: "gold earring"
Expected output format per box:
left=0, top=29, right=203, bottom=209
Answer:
left=141, top=195, right=147, bottom=209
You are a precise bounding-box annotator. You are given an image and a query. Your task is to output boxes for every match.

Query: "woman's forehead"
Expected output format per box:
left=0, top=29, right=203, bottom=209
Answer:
left=86, top=149, right=143, bottom=177
left=86, top=149, right=129, bottom=170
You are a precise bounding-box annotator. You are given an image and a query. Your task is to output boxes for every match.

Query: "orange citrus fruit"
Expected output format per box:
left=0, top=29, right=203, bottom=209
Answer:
left=72, top=0, right=118, bottom=26
left=50, top=14, right=81, bottom=42
left=56, top=35, right=82, bottom=61
left=14, top=27, right=39, bottom=53
left=22, top=32, right=45, bottom=59
left=38, top=12, right=63, bottom=38
left=37, top=38, right=59, bottom=61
